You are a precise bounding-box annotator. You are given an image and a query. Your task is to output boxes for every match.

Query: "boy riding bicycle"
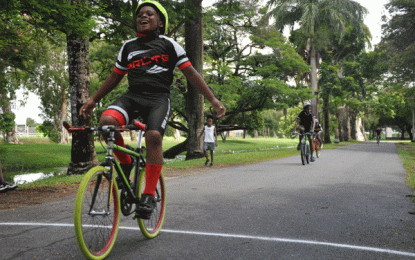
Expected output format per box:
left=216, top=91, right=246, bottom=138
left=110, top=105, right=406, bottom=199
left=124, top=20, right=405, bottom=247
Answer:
left=80, top=0, right=226, bottom=219
left=293, top=102, right=316, bottom=162
left=313, top=119, right=323, bottom=149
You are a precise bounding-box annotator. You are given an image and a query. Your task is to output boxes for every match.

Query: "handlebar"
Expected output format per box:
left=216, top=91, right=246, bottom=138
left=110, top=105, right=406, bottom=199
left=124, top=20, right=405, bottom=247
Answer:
left=292, top=132, right=313, bottom=136
left=63, top=120, right=146, bottom=133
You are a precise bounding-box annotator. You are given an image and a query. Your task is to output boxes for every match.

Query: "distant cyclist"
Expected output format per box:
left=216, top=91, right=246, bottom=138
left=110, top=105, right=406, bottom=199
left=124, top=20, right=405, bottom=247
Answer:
left=375, top=128, right=381, bottom=143
left=313, top=119, right=323, bottom=149
left=293, top=102, right=316, bottom=162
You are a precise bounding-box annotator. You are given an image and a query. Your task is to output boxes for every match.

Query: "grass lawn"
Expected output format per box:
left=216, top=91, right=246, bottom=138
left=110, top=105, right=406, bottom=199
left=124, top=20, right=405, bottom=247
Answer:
left=396, top=142, right=415, bottom=192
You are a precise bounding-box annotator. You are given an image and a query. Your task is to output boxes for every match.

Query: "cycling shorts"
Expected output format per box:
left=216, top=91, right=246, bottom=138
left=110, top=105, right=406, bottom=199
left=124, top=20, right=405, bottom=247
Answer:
left=103, top=91, right=171, bottom=136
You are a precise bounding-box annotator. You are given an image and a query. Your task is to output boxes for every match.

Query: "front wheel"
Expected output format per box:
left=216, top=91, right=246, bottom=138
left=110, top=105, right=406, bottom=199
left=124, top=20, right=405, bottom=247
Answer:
left=301, top=144, right=306, bottom=165
left=74, top=166, right=120, bottom=260
left=305, top=144, right=310, bottom=164
left=137, top=170, right=166, bottom=239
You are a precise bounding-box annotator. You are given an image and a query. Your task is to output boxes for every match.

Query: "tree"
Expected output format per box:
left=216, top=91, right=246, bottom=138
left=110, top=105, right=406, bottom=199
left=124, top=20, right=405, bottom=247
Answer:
left=163, top=0, right=310, bottom=158
left=1, top=5, right=40, bottom=143
left=184, top=0, right=205, bottom=160
left=381, top=0, right=415, bottom=83
left=371, top=82, right=414, bottom=140
left=26, top=117, right=38, bottom=127
left=267, top=0, right=367, bottom=118
left=25, top=32, right=70, bottom=143
left=203, top=1, right=310, bottom=127
left=18, top=0, right=100, bottom=173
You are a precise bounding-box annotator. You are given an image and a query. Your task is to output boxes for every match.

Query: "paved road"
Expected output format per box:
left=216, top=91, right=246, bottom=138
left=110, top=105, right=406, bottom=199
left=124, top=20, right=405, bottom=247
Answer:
left=1, top=142, right=415, bottom=259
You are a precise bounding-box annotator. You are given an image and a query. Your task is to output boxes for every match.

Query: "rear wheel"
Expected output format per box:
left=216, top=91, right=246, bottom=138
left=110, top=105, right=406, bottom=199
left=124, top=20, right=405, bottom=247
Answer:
left=137, top=170, right=166, bottom=239
left=74, top=166, right=120, bottom=260
left=315, top=140, right=320, bottom=158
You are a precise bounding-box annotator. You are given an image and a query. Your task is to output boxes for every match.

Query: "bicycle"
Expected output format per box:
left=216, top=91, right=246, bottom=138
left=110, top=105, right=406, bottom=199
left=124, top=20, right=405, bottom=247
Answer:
left=313, top=133, right=322, bottom=158
left=293, top=132, right=312, bottom=165
left=376, top=134, right=381, bottom=145
left=63, top=120, right=166, bottom=260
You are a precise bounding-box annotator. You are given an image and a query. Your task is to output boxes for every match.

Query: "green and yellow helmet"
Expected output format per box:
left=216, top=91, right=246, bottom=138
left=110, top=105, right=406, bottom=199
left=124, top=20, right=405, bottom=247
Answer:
left=136, top=0, right=169, bottom=35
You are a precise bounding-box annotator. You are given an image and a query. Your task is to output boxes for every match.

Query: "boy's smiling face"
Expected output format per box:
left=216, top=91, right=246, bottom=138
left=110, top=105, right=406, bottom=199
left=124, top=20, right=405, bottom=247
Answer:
left=136, top=5, right=164, bottom=34
left=206, top=118, right=213, bottom=126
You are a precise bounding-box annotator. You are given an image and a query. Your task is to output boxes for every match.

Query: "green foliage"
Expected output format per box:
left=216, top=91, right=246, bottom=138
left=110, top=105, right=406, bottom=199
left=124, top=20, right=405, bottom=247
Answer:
left=381, top=0, right=415, bottom=82
left=278, top=105, right=301, bottom=137
left=20, top=0, right=97, bottom=37
left=37, top=120, right=60, bottom=143
left=89, top=40, right=129, bottom=125
left=202, top=1, right=310, bottom=132
left=0, top=111, right=16, bottom=133
left=26, top=118, right=38, bottom=127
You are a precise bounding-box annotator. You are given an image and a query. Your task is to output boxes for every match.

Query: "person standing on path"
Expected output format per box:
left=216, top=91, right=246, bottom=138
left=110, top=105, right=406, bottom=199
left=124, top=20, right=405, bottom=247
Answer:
left=198, top=115, right=218, bottom=167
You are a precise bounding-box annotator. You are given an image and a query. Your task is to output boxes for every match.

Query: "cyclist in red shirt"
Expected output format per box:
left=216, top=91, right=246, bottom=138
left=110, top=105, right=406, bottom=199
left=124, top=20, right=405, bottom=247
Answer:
left=313, top=119, right=323, bottom=149
left=80, top=0, right=226, bottom=219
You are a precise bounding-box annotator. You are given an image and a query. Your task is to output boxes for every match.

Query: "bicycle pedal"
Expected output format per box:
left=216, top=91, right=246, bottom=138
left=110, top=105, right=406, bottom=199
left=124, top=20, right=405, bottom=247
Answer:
left=132, top=212, right=152, bottom=220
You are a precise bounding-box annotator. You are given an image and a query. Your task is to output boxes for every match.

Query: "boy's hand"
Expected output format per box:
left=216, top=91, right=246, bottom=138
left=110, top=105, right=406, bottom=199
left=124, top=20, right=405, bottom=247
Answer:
left=211, top=99, right=226, bottom=118
left=79, top=99, right=96, bottom=118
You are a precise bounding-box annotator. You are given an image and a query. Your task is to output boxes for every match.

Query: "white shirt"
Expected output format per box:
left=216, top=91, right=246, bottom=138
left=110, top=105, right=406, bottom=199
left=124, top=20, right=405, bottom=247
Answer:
left=204, top=125, right=215, bottom=143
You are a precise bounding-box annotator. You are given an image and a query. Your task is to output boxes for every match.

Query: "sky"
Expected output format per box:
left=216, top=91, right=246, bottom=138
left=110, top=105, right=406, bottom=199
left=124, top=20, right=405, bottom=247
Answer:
left=12, top=0, right=390, bottom=125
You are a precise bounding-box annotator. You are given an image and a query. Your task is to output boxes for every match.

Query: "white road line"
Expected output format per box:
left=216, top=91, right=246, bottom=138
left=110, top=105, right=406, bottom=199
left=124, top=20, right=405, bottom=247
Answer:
left=1, top=222, right=415, bottom=257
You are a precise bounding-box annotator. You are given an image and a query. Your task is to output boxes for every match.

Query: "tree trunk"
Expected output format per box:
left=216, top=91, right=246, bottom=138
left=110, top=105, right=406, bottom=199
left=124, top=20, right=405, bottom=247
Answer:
left=66, top=34, right=97, bottom=175
left=349, top=108, right=357, bottom=141
left=184, top=0, right=204, bottom=160
left=3, top=100, right=19, bottom=144
left=309, top=46, right=319, bottom=118
left=322, top=91, right=331, bottom=144
left=130, top=131, right=137, bottom=141
left=242, top=112, right=246, bottom=139
left=59, top=89, right=69, bottom=144
left=336, top=106, right=344, bottom=142
left=355, top=117, right=367, bottom=141
left=342, top=107, right=350, bottom=142
left=163, top=139, right=188, bottom=159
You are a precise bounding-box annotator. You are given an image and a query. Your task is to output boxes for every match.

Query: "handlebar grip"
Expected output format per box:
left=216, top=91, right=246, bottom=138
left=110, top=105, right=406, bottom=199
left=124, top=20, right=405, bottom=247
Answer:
left=63, top=121, right=72, bottom=132
left=133, top=120, right=146, bottom=131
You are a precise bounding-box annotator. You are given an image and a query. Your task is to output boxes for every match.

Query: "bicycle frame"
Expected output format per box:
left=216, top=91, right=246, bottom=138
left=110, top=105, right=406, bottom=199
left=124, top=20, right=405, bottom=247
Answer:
left=64, top=121, right=147, bottom=212
left=68, top=120, right=167, bottom=259
left=294, top=132, right=312, bottom=165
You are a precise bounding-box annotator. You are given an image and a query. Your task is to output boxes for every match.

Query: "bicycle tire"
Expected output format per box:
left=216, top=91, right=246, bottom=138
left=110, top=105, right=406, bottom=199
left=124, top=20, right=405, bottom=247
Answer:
left=74, top=166, right=120, bottom=260
left=315, top=140, right=320, bottom=158
left=301, top=144, right=306, bottom=165
left=306, top=144, right=310, bottom=164
left=137, top=170, right=166, bottom=239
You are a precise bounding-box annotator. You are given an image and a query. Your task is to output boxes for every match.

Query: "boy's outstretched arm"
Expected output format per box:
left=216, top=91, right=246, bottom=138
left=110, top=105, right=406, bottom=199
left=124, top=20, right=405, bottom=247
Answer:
left=181, top=65, right=226, bottom=118
left=79, top=71, right=124, bottom=118
left=214, top=127, right=218, bottom=146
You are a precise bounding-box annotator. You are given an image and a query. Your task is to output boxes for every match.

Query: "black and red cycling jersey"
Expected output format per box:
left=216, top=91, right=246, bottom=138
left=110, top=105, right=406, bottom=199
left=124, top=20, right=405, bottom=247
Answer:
left=297, top=111, right=316, bottom=133
left=113, top=33, right=191, bottom=94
